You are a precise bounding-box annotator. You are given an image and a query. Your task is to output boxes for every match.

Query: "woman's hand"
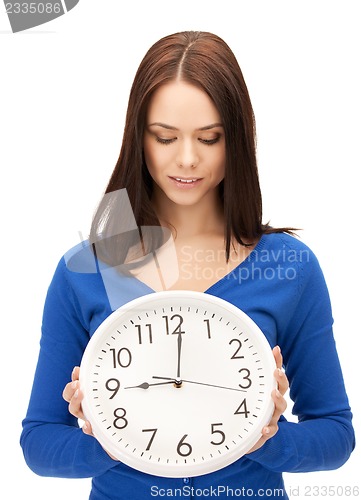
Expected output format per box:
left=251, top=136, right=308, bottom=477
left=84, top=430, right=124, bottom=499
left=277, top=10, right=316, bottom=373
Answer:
left=62, top=366, right=93, bottom=436
left=246, top=345, right=289, bottom=454
left=62, top=367, right=118, bottom=459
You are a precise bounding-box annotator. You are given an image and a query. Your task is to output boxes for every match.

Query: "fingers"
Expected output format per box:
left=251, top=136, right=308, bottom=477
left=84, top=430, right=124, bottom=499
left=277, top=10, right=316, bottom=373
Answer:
left=62, top=366, right=93, bottom=436
left=274, top=366, right=289, bottom=396
left=253, top=346, right=288, bottom=447
left=246, top=383, right=288, bottom=454
left=62, top=366, right=79, bottom=401
left=82, top=420, right=93, bottom=436
left=259, top=388, right=287, bottom=441
left=272, top=346, right=289, bottom=396
left=68, top=385, right=93, bottom=436
left=271, top=387, right=288, bottom=423
left=262, top=345, right=288, bottom=438
left=72, top=366, right=80, bottom=382
left=272, top=345, right=283, bottom=370
left=67, top=382, right=86, bottom=421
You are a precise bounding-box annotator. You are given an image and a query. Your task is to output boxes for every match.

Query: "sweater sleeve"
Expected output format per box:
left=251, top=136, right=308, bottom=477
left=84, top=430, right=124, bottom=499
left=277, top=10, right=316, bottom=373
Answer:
left=20, top=257, right=118, bottom=478
left=246, top=245, right=355, bottom=472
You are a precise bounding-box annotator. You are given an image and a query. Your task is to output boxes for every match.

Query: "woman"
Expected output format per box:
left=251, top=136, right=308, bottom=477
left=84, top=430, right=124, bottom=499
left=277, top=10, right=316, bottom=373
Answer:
left=20, top=31, right=354, bottom=500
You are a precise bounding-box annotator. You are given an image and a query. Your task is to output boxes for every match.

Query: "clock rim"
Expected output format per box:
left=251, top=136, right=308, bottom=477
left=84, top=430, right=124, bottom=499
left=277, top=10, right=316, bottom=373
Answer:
left=79, top=290, right=276, bottom=477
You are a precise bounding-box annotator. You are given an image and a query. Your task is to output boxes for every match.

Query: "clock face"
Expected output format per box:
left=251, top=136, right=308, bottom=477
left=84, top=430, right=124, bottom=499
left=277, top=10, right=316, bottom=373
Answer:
left=80, top=291, right=276, bottom=477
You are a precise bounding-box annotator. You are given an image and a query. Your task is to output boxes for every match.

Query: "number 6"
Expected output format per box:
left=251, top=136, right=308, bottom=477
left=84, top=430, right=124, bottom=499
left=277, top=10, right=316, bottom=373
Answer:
left=177, top=434, right=192, bottom=457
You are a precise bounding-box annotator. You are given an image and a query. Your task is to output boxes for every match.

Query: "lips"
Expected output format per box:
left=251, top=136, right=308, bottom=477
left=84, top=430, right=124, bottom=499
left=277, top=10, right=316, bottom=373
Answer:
left=173, top=177, right=199, bottom=183
left=168, top=176, right=203, bottom=188
left=169, top=176, right=202, bottom=183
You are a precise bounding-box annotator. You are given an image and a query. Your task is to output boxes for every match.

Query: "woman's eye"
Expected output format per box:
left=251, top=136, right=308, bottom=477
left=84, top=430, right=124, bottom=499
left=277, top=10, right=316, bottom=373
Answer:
left=154, top=135, right=220, bottom=146
left=199, top=137, right=220, bottom=145
left=155, top=136, right=176, bottom=145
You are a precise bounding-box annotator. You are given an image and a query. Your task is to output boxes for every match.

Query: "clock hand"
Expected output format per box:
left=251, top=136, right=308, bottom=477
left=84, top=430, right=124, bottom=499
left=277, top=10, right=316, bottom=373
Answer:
left=124, top=381, right=175, bottom=390
left=176, top=332, right=182, bottom=380
left=152, top=376, right=247, bottom=393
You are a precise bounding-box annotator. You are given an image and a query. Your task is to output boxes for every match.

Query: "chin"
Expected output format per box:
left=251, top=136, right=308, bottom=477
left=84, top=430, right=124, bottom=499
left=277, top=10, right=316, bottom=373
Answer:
left=168, top=193, right=206, bottom=207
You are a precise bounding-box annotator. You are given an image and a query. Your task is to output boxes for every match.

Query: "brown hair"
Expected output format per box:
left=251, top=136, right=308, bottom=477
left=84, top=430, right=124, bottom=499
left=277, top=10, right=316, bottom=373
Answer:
left=90, top=31, right=294, bottom=265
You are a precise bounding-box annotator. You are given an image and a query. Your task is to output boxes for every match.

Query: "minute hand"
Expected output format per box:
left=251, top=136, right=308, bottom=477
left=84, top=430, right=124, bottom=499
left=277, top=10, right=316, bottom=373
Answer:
left=152, top=376, right=247, bottom=393
left=176, top=333, right=182, bottom=379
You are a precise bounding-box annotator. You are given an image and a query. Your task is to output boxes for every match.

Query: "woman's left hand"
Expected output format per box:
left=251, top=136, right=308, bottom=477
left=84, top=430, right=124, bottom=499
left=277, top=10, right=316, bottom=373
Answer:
left=246, top=345, right=289, bottom=454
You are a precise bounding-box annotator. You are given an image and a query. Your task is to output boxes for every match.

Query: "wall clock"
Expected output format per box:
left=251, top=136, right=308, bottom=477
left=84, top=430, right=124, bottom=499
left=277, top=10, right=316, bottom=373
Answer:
left=80, top=290, right=276, bottom=477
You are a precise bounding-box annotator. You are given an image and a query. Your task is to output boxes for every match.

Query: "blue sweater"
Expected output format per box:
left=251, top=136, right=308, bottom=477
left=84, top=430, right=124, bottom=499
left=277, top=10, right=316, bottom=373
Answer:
left=20, top=233, right=355, bottom=499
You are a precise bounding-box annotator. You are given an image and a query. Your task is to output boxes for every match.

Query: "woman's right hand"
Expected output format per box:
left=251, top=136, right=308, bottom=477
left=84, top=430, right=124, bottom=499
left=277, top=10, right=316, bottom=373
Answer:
left=62, top=366, right=93, bottom=436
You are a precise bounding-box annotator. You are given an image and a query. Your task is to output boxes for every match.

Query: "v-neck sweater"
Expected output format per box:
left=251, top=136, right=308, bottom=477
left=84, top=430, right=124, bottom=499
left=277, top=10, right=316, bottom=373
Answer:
left=20, top=232, right=354, bottom=499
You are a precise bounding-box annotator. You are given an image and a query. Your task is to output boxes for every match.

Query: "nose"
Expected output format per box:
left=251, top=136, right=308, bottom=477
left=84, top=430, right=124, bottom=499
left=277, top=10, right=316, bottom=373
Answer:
left=176, top=138, right=199, bottom=168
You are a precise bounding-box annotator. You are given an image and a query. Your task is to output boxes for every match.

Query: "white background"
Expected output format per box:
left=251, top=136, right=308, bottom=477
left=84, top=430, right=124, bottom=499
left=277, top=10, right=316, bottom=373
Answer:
left=1, top=1, right=359, bottom=498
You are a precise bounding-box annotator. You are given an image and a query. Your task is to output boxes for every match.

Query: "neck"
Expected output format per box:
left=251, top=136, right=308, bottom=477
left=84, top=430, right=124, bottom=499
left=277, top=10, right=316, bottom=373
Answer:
left=152, top=190, right=224, bottom=239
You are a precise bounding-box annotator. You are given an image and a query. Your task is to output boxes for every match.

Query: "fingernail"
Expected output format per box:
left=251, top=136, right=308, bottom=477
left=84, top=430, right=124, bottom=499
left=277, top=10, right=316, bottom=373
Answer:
left=71, top=381, right=77, bottom=389
left=277, top=368, right=283, bottom=377
left=275, top=389, right=281, bottom=398
left=264, top=427, right=270, bottom=435
left=74, top=389, right=79, bottom=399
left=83, top=423, right=88, bottom=432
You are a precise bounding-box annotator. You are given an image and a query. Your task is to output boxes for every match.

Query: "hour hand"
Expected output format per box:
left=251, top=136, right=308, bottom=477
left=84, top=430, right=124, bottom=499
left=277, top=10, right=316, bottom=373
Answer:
left=124, top=381, right=175, bottom=390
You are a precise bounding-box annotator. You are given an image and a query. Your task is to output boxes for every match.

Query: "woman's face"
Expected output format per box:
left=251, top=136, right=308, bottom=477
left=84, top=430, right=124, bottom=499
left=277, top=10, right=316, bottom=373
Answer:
left=143, top=80, right=226, bottom=209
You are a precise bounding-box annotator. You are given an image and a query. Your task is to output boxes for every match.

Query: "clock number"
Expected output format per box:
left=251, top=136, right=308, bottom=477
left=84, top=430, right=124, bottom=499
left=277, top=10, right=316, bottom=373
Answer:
left=110, top=348, right=132, bottom=368
left=229, top=338, right=244, bottom=359
left=113, top=408, right=128, bottom=429
left=177, top=434, right=192, bottom=457
left=105, top=378, right=120, bottom=399
left=135, top=324, right=153, bottom=344
left=204, top=319, right=211, bottom=339
left=142, top=428, right=158, bottom=451
left=162, top=314, right=185, bottom=336
left=210, top=423, right=226, bottom=445
left=238, top=368, right=252, bottom=389
left=234, top=398, right=250, bottom=418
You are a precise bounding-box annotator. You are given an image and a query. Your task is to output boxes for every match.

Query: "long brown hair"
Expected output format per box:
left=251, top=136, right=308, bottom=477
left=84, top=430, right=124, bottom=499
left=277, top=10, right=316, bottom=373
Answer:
left=90, top=31, right=294, bottom=265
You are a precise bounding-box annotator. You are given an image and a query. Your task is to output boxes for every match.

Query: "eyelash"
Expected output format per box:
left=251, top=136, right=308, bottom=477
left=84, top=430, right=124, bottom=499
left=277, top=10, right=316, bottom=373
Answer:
left=155, top=137, right=220, bottom=146
left=200, top=138, right=220, bottom=145
left=155, top=137, right=176, bottom=145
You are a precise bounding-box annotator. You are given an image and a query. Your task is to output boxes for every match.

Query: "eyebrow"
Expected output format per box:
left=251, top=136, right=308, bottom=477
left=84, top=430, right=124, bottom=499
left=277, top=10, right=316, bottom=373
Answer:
left=148, top=122, right=223, bottom=131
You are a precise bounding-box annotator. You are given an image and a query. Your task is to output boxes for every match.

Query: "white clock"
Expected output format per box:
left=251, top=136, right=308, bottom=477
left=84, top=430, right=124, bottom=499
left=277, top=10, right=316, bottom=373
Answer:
left=79, top=290, right=276, bottom=477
